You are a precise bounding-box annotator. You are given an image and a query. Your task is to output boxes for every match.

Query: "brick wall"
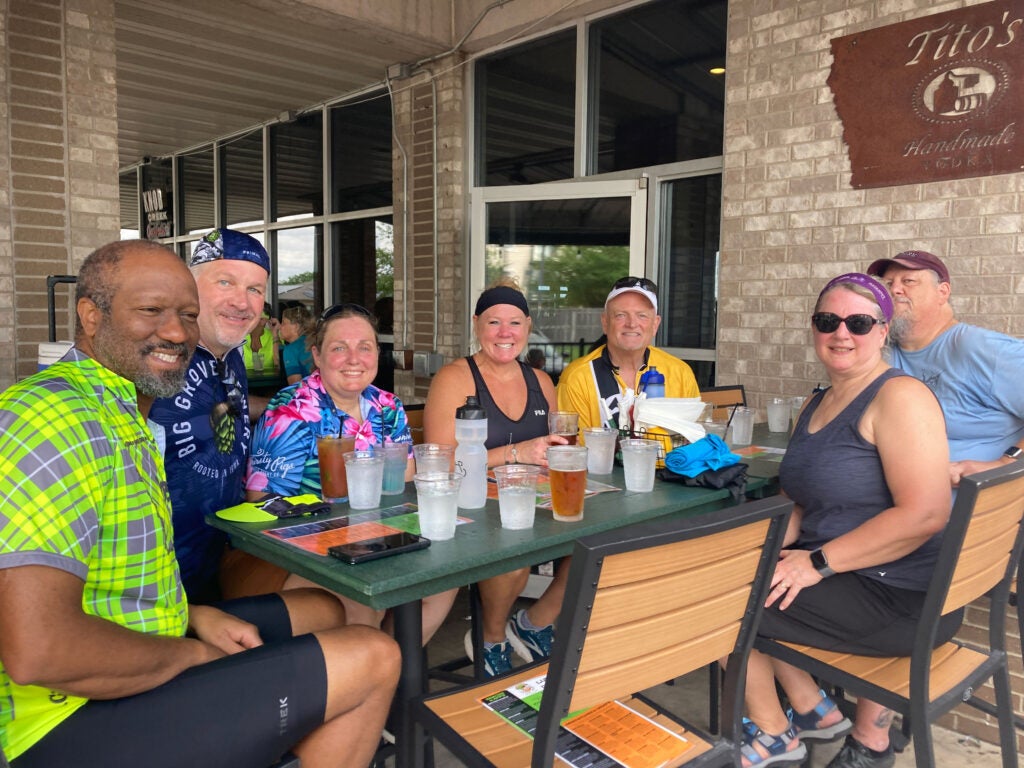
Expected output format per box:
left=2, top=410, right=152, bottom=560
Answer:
left=723, top=0, right=1024, bottom=750
left=937, top=600, right=1024, bottom=752
left=0, top=0, right=119, bottom=386
left=0, top=0, right=12, bottom=382
left=720, top=0, right=1024, bottom=415
left=391, top=53, right=467, bottom=404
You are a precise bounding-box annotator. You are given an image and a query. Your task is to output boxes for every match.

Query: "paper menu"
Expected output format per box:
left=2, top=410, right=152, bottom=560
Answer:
left=479, top=674, right=694, bottom=768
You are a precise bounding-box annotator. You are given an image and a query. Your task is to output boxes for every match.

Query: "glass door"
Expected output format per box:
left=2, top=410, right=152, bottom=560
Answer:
left=471, top=179, right=647, bottom=378
left=648, top=161, right=722, bottom=387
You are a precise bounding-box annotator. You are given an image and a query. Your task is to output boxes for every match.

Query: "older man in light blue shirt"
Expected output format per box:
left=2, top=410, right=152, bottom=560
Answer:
left=869, top=250, right=1024, bottom=483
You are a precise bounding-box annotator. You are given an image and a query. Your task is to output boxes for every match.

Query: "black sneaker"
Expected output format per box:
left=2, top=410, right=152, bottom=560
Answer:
left=826, top=735, right=895, bottom=768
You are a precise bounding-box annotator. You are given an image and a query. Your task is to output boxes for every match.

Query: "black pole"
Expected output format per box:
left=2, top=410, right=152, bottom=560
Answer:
left=47, top=275, right=77, bottom=342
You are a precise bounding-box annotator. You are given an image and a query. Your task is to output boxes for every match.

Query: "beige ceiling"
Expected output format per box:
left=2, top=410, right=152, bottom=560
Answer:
left=113, top=0, right=456, bottom=169
left=113, top=0, right=634, bottom=170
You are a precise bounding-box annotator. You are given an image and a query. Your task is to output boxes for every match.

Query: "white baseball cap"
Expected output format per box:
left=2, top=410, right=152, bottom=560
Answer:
left=605, top=276, right=658, bottom=314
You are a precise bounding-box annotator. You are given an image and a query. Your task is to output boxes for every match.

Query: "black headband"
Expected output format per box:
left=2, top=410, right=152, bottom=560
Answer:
left=474, top=286, right=530, bottom=317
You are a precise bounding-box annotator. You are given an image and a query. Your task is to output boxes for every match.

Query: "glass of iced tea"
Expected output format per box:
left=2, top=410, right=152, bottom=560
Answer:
left=547, top=411, right=579, bottom=445
left=317, top=434, right=356, bottom=503
left=546, top=445, right=588, bottom=522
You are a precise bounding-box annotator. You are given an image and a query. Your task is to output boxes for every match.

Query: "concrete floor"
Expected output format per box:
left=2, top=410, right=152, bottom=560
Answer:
left=411, top=589, right=1010, bottom=768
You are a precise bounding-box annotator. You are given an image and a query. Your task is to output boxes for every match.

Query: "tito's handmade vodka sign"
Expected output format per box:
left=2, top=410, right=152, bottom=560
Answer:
left=828, top=0, right=1022, bottom=188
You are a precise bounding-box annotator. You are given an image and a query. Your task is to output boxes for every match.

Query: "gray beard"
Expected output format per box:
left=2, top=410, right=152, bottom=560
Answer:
left=134, top=367, right=189, bottom=399
left=888, top=315, right=912, bottom=346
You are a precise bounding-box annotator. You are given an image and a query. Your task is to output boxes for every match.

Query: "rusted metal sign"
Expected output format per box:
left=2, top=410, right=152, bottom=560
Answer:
left=828, top=0, right=1022, bottom=188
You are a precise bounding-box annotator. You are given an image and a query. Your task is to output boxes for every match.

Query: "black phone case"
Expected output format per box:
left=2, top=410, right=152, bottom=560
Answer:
left=327, top=533, right=430, bottom=564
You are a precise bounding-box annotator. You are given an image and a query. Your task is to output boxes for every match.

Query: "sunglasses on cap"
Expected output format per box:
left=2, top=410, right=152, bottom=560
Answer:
left=613, top=276, right=658, bottom=293
left=316, top=303, right=374, bottom=331
left=811, top=313, right=886, bottom=335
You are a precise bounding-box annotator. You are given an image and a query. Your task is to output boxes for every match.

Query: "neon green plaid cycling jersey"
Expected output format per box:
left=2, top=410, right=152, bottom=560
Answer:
left=0, top=349, right=187, bottom=760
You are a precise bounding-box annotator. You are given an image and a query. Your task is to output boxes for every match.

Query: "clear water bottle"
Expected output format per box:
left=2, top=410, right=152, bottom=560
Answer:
left=642, top=366, right=665, bottom=398
left=454, top=395, right=488, bottom=509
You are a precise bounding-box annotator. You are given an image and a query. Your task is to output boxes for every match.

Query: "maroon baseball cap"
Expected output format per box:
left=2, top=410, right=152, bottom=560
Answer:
left=866, top=250, right=950, bottom=283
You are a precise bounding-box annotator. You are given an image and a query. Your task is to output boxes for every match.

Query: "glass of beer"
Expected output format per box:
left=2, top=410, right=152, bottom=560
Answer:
left=546, top=445, right=588, bottom=522
left=547, top=411, right=579, bottom=445
left=317, top=434, right=356, bottom=503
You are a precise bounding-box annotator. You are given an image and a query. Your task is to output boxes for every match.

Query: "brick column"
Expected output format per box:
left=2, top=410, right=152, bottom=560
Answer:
left=0, top=0, right=119, bottom=386
left=391, top=53, right=467, bottom=403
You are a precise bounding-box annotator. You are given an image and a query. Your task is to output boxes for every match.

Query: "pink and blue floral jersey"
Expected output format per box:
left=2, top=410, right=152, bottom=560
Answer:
left=245, top=371, right=413, bottom=497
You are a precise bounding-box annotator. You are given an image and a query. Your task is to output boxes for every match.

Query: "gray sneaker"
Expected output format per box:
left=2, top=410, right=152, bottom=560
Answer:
left=826, top=735, right=895, bottom=768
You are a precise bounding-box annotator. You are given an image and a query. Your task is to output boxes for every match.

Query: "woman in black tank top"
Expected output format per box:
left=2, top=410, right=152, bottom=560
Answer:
left=423, top=281, right=570, bottom=677
left=424, top=282, right=564, bottom=468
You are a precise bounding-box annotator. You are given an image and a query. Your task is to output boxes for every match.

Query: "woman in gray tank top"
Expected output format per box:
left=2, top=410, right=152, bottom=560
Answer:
left=740, top=274, right=953, bottom=768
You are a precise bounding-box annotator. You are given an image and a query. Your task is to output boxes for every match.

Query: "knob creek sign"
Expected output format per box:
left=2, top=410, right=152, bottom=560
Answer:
left=828, top=0, right=1022, bottom=188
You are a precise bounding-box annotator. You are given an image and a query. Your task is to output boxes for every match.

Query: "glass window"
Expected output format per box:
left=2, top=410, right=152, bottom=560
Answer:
left=330, top=94, right=393, bottom=213
left=223, top=130, right=264, bottom=227
left=141, top=158, right=173, bottom=239
left=272, top=112, right=323, bottom=221
left=485, top=198, right=631, bottom=374
left=476, top=30, right=576, bottom=186
left=374, top=219, right=395, bottom=304
left=180, top=147, right=215, bottom=234
left=275, top=226, right=320, bottom=313
left=661, top=173, right=721, bottom=385
left=590, top=0, right=727, bottom=174
left=119, top=171, right=139, bottom=239
left=329, top=216, right=391, bottom=308
left=178, top=240, right=198, bottom=262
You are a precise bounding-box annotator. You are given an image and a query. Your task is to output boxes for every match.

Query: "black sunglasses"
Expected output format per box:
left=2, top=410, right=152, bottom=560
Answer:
left=320, top=303, right=373, bottom=322
left=317, top=303, right=375, bottom=333
left=811, top=313, right=885, bottom=335
left=217, top=360, right=245, bottom=417
left=613, top=276, right=658, bottom=293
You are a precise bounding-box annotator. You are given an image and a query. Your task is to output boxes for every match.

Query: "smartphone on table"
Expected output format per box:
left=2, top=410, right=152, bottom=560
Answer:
left=328, top=532, right=430, bottom=564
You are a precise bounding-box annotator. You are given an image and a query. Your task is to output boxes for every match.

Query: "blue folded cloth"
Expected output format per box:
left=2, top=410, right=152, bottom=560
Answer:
left=664, top=434, right=742, bottom=477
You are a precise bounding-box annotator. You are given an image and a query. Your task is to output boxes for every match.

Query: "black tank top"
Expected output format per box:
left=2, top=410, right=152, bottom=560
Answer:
left=465, top=356, right=550, bottom=450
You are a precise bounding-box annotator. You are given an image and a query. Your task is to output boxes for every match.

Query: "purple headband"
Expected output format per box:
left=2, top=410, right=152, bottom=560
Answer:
left=474, top=285, right=530, bottom=318
left=817, top=273, right=894, bottom=322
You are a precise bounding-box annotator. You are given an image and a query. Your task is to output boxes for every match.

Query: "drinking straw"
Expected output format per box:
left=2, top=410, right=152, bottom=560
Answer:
left=599, top=398, right=615, bottom=430
left=725, top=403, right=738, bottom=434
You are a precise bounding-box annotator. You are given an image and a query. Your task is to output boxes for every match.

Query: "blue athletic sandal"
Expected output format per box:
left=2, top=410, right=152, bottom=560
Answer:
left=788, top=689, right=853, bottom=742
left=741, top=724, right=808, bottom=767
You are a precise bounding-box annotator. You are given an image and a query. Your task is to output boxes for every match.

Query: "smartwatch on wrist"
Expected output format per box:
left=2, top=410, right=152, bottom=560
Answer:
left=810, top=548, right=835, bottom=578
left=1004, top=446, right=1023, bottom=460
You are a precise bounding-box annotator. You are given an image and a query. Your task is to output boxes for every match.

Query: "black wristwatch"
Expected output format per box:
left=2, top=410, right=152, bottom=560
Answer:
left=1004, top=446, right=1023, bottom=460
left=810, top=548, right=835, bottom=578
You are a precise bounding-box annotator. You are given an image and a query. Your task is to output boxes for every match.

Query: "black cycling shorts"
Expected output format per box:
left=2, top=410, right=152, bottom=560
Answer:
left=13, top=594, right=327, bottom=768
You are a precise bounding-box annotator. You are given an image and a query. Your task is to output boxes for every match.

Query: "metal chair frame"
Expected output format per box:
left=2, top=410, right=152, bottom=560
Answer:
left=413, top=494, right=794, bottom=767
left=756, top=462, right=1024, bottom=768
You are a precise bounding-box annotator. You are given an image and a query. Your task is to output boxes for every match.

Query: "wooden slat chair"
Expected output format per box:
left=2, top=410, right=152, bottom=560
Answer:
left=968, top=552, right=1024, bottom=733
left=756, top=462, right=1024, bottom=768
left=701, top=384, right=746, bottom=421
left=699, top=385, right=747, bottom=730
left=413, top=495, right=794, bottom=768
left=405, top=403, right=425, bottom=445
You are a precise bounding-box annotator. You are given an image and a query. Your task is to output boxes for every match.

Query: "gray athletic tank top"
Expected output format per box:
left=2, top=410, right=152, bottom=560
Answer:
left=780, top=368, right=940, bottom=590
